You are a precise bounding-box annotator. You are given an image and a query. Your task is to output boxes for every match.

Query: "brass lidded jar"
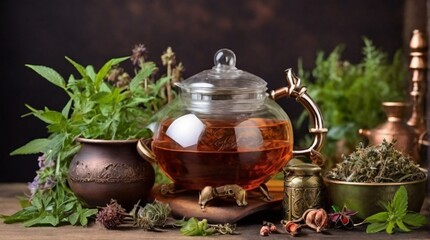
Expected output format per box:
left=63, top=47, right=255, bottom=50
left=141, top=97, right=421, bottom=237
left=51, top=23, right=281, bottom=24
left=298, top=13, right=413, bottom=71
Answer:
left=283, top=163, right=323, bottom=220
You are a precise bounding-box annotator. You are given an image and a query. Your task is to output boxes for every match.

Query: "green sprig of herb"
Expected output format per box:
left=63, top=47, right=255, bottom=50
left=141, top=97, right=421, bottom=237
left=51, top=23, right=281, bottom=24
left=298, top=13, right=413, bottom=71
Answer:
left=179, top=217, right=237, bottom=236
left=363, top=186, right=428, bottom=234
left=3, top=45, right=181, bottom=226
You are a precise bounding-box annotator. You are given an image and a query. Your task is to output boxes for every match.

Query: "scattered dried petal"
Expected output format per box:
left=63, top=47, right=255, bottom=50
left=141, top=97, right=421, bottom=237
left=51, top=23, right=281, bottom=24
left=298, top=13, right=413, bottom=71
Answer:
left=260, top=225, right=270, bottom=236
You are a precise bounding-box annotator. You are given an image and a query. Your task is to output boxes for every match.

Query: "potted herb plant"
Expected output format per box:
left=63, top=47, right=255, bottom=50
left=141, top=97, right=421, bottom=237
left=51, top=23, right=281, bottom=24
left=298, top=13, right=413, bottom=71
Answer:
left=297, top=37, right=407, bottom=168
left=2, top=45, right=183, bottom=226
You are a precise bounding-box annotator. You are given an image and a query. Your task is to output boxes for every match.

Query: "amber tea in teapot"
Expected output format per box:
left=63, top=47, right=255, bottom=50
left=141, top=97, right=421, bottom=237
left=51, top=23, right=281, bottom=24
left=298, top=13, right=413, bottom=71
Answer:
left=142, top=49, right=326, bottom=195
left=153, top=117, right=293, bottom=190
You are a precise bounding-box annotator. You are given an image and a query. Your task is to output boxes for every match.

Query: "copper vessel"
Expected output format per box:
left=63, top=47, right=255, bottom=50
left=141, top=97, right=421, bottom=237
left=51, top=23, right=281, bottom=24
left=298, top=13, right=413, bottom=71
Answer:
left=359, top=102, right=419, bottom=162
left=68, top=138, right=155, bottom=209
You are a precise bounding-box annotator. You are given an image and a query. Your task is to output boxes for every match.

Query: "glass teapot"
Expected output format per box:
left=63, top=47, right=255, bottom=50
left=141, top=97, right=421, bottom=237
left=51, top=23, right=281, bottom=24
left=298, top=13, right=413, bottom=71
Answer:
left=139, top=49, right=327, bottom=193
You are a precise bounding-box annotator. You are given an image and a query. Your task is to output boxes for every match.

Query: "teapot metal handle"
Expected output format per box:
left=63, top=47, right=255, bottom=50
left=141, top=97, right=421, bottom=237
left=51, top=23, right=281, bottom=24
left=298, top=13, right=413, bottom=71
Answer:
left=270, top=68, right=327, bottom=165
left=137, top=138, right=156, bottom=164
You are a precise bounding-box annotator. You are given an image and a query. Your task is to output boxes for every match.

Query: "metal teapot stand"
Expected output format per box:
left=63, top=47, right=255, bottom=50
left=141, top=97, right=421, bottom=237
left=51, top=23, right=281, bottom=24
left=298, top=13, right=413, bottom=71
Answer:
left=150, top=183, right=283, bottom=223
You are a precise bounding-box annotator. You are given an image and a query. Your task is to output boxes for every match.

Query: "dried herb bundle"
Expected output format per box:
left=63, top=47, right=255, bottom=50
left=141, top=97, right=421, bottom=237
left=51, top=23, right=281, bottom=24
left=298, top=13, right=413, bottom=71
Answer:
left=326, top=140, right=426, bottom=183
left=96, top=199, right=127, bottom=229
left=130, top=200, right=171, bottom=231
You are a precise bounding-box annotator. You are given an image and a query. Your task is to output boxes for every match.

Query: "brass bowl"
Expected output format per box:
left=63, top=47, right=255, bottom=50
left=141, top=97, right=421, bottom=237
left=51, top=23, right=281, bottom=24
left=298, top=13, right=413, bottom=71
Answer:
left=323, top=170, right=428, bottom=220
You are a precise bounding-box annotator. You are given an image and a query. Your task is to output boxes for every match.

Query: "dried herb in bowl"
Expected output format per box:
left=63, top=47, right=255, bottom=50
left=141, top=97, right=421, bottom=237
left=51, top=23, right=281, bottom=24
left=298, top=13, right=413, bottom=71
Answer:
left=326, top=139, right=426, bottom=183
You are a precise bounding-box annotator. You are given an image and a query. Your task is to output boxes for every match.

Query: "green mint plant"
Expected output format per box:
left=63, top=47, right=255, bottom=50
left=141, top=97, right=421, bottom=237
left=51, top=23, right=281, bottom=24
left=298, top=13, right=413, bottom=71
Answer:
left=1, top=45, right=182, bottom=226
left=363, top=186, right=428, bottom=234
left=297, top=37, right=407, bottom=163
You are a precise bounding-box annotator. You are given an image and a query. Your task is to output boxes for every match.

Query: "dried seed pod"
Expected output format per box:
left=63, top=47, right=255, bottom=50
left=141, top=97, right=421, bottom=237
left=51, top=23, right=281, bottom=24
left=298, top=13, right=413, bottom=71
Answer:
left=282, top=220, right=302, bottom=236
left=314, top=208, right=329, bottom=232
left=303, top=208, right=328, bottom=232
left=304, top=209, right=318, bottom=231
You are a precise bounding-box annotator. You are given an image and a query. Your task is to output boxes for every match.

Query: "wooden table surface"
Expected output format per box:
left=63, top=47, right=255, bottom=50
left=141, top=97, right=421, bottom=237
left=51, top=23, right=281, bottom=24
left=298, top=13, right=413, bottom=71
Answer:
left=0, top=183, right=429, bottom=240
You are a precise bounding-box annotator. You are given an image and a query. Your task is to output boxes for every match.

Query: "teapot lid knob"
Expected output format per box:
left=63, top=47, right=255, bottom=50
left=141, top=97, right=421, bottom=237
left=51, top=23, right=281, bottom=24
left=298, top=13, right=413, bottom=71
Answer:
left=213, top=48, right=236, bottom=70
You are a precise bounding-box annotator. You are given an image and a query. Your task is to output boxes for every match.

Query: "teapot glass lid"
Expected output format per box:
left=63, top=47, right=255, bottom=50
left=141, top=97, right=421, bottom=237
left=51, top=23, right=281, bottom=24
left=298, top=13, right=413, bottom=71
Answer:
left=176, top=49, right=267, bottom=95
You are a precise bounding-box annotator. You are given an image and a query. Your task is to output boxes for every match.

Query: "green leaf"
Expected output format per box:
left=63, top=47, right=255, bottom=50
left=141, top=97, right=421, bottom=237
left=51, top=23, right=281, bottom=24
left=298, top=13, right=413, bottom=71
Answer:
left=392, top=186, right=408, bottom=216
left=25, top=105, right=66, bottom=125
left=31, top=196, right=43, bottom=210
left=26, top=64, right=65, bottom=89
left=152, top=76, right=170, bottom=94
left=61, top=99, right=72, bottom=118
left=403, top=213, right=428, bottom=227
left=366, top=222, right=388, bottom=233
left=1, top=207, right=39, bottom=224
left=180, top=217, right=203, bottom=236
left=86, top=65, right=96, bottom=81
left=10, top=138, right=50, bottom=155
left=130, top=61, right=157, bottom=93
left=23, top=214, right=60, bottom=227
left=364, top=211, right=389, bottom=223
left=396, top=219, right=411, bottom=232
left=79, top=214, right=88, bottom=226
left=65, top=56, right=88, bottom=79
left=95, top=56, right=129, bottom=88
left=81, top=208, right=98, bottom=218
left=386, top=220, right=395, bottom=234
left=68, top=212, right=79, bottom=225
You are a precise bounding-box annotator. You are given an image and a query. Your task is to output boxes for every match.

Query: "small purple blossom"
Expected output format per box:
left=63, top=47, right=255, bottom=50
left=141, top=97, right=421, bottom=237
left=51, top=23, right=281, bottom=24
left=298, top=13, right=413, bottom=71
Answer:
left=27, top=176, right=39, bottom=197
left=28, top=155, right=57, bottom=198
left=37, top=154, right=55, bottom=169
left=37, top=155, right=45, bottom=168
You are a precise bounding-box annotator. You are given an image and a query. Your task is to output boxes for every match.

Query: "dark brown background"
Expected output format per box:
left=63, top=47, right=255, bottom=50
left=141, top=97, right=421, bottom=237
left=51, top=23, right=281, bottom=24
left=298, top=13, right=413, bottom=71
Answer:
left=0, top=0, right=425, bottom=182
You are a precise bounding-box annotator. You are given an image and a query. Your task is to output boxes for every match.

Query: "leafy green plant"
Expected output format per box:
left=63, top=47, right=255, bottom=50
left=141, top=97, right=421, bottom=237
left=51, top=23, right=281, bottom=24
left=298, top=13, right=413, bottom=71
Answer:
left=1, top=45, right=182, bottom=226
left=363, top=186, right=428, bottom=234
left=297, top=37, right=407, bottom=163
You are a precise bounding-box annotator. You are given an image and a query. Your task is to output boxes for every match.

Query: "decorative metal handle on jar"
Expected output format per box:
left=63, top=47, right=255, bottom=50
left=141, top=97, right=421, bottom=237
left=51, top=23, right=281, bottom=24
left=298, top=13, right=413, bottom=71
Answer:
left=270, top=68, right=327, bottom=165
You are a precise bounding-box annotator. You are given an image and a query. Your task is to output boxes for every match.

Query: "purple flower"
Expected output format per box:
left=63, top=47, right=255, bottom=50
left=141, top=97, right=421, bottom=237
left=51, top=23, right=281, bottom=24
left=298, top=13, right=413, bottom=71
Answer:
left=37, top=155, right=46, bottom=168
left=27, top=176, right=39, bottom=197
left=328, top=205, right=357, bottom=229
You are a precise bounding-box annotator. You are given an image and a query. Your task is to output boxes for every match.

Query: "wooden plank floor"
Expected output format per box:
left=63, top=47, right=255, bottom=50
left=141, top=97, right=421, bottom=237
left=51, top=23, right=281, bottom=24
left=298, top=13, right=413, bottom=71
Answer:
left=0, top=183, right=429, bottom=240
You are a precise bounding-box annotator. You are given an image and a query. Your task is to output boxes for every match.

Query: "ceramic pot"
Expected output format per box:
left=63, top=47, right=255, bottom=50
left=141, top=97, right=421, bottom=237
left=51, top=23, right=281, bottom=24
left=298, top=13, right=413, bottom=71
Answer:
left=68, top=138, right=155, bottom=209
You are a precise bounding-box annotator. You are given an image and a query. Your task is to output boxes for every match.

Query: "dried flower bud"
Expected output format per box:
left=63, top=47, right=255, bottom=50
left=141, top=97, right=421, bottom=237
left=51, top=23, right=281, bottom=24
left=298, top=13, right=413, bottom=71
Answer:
left=131, top=43, right=148, bottom=66
left=282, top=220, right=302, bottom=236
left=96, top=199, right=127, bottom=229
left=161, top=47, right=176, bottom=66
left=172, top=62, right=184, bottom=82
left=259, top=225, right=270, bottom=236
left=262, top=221, right=279, bottom=234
